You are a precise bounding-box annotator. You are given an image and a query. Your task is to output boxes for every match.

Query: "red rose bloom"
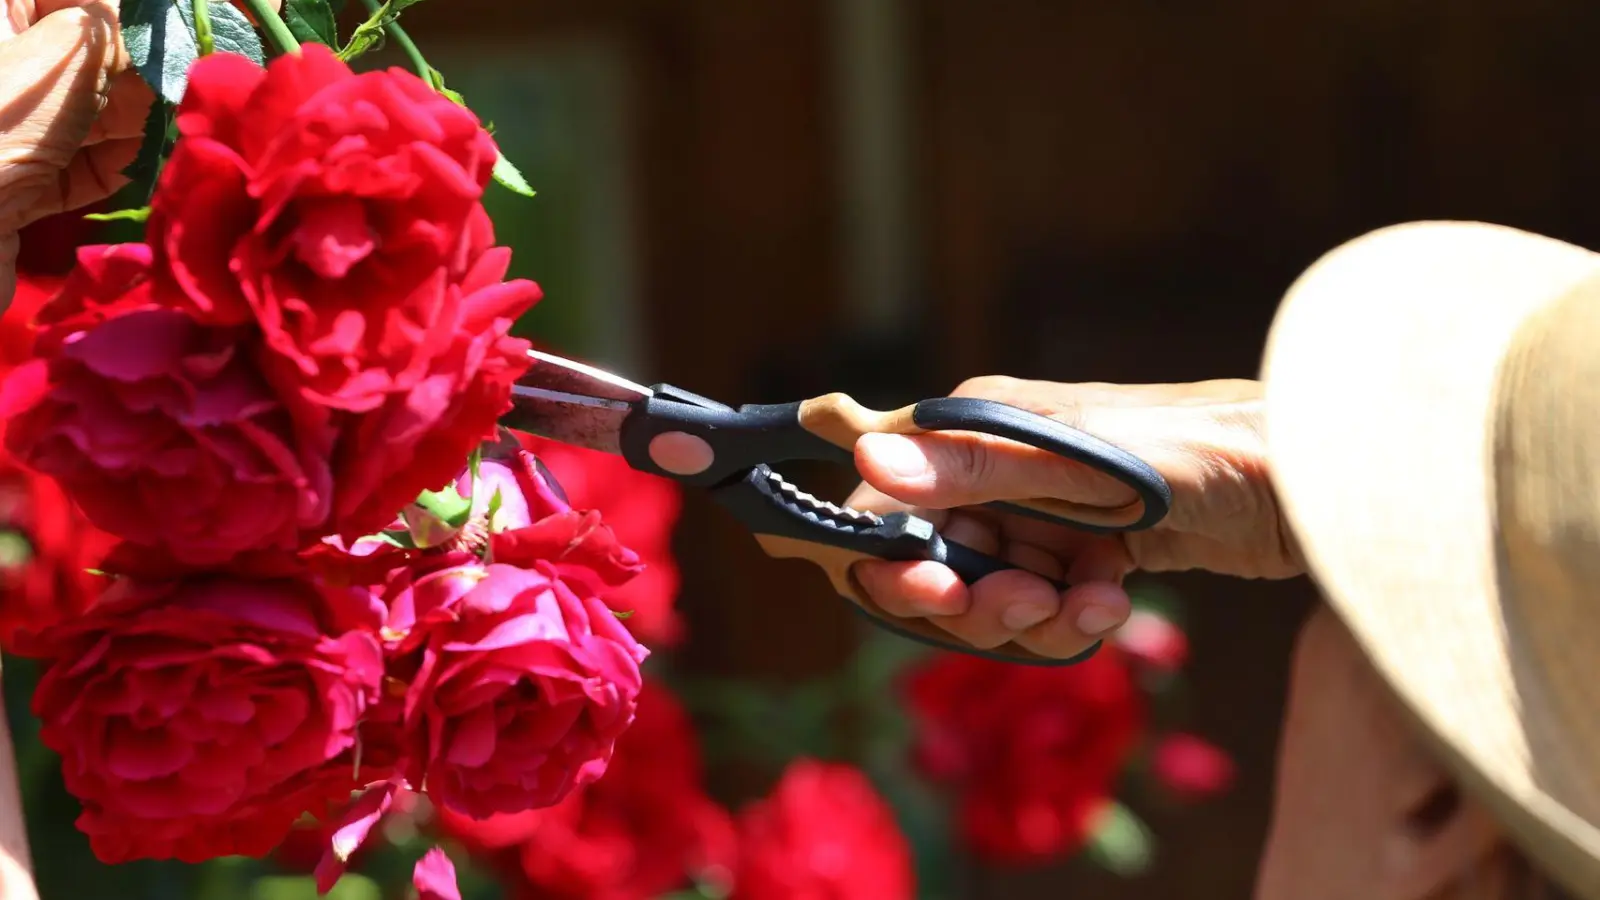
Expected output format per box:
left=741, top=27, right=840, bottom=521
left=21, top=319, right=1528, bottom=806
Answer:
left=904, top=650, right=1144, bottom=863
left=732, top=760, right=914, bottom=900
left=437, top=680, right=736, bottom=900
left=0, top=453, right=114, bottom=654
left=1, top=245, right=332, bottom=565
left=396, top=558, right=646, bottom=819
left=31, top=573, right=384, bottom=863
left=517, top=434, right=685, bottom=645
left=144, top=47, right=538, bottom=538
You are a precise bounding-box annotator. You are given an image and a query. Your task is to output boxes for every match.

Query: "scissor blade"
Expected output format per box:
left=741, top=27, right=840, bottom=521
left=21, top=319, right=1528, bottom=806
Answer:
left=507, top=385, right=633, bottom=456
left=508, top=351, right=654, bottom=456
left=525, top=350, right=654, bottom=402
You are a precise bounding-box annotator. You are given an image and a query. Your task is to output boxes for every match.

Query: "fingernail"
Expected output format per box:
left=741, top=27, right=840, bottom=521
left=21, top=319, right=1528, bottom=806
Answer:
left=862, top=433, right=929, bottom=479
left=1002, top=604, right=1052, bottom=632
left=1075, top=605, right=1124, bottom=637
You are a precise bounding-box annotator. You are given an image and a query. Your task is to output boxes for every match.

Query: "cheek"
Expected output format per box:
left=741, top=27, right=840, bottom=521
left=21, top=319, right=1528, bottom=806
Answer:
left=1254, top=609, right=1404, bottom=900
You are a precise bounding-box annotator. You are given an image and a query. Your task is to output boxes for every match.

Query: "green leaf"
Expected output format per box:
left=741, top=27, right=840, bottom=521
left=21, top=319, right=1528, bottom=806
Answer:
left=124, top=0, right=265, bottom=105
left=422, top=66, right=533, bottom=198
left=410, top=484, right=473, bottom=529
left=611, top=609, right=634, bottom=620
left=1083, top=801, right=1155, bottom=877
left=282, top=0, right=339, bottom=46
left=335, top=0, right=425, bottom=62
left=485, top=486, right=504, bottom=527
left=492, top=151, right=536, bottom=197
left=427, top=66, right=467, bottom=106
left=124, top=98, right=175, bottom=194
left=84, top=207, right=151, bottom=223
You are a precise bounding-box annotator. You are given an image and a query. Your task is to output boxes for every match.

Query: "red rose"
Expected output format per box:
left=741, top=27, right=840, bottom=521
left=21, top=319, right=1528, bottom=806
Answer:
left=437, top=680, right=736, bottom=900
left=1150, top=733, right=1235, bottom=802
left=1, top=272, right=62, bottom=366
left=904, top=650, right=1144, bottom=863
left=517, top=433, right=685, bottom=645
left=395, top=557, right=647, bottom=819
left=31, top=573, right=384, bottom=863
left=1, top=245, right=332, bottom=565
left=144, top=47, right=538, bottom=538
left=732, top=760, right=913, bottom=900
left=0, top=453, right=114, bottom=654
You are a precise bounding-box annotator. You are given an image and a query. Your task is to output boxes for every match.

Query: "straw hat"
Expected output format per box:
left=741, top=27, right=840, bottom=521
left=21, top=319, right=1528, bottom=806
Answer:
left=1261, top=221, right=1600, bottom=897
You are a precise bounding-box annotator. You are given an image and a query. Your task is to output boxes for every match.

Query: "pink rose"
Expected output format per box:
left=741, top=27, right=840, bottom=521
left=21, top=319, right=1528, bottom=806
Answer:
left=32, top=573, right=383, bottom=863
left=1151, top=733, right=1236, bottom=802
left=395, top=557, right=647, bottom=818
left=516, top=433, right=685, bottom=645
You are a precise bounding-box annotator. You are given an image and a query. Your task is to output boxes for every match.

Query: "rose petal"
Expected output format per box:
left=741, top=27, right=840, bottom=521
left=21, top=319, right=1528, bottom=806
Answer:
left=413, top=847, right=462, bottom=900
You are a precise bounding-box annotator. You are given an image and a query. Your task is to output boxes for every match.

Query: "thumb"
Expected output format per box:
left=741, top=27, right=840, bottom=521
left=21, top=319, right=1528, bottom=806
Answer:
left=853, top=429, right=1137, bottom=512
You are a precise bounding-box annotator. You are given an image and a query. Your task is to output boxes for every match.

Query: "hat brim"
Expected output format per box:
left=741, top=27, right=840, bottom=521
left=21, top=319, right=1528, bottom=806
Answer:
left=1260, top=221, right=1600, bottom=897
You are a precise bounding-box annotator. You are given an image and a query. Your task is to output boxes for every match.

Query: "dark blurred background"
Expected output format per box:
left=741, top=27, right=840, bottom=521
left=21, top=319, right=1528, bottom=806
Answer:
left=393, top=1, right=1600, bottom=897
left=22, top=1, right=1600, bottom=897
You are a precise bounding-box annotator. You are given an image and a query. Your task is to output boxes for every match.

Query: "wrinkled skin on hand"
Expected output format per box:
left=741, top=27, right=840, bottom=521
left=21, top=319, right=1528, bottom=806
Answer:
left=844, top=376, right=1303, bottom=661
left=0, top=0, right=153, bottom=311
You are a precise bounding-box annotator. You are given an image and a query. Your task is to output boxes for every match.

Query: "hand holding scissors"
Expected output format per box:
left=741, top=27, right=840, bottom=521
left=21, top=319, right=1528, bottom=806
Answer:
left=507, top=352, right=1183, bottom=665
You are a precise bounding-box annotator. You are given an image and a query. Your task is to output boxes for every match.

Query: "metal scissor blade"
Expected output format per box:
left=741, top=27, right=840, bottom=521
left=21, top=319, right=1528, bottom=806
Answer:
left=525, top=350, right=654, bottom=402
left=507, top=351, right=653, bottom=456
left=507, top=385, right=634, bottom=456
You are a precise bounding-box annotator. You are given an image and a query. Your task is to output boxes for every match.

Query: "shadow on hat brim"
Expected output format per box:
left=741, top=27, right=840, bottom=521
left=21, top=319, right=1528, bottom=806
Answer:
left=1261, top=221, right=1600, bottom=898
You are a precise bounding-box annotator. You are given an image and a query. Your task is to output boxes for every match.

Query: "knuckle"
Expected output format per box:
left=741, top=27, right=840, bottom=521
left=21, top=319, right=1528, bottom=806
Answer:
left=952, top=375, right=1019, bottom=398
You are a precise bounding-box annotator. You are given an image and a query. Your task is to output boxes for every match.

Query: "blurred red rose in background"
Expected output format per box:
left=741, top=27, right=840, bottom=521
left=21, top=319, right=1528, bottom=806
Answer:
left=1150, top=733, right=1236, bottom=802
left=904, top=649, right=1145, bottom=864
left=732, top=759, right=914, bottom=900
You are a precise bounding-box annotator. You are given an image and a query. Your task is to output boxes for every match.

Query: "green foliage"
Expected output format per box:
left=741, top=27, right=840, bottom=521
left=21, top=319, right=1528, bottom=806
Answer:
left=124, top=0, right=264, bottom=104
left=83, top=207, right=151, bottom=223
left=281, top=0, right=339, bottom=46
left=336, top=0, right=426, bottom=62
left=491, top=152, right=537, bottom=199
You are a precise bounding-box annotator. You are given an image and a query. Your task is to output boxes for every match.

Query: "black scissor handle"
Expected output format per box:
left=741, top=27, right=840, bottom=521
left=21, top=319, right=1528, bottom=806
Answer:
left=715, top=466, right=1103, bottom=667
left=909, top=397, right=1172, bottom=534
left=622, top=388, right=1171, bottom=535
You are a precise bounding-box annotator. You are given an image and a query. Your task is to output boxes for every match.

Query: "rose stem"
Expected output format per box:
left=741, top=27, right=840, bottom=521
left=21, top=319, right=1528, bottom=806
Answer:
left=238, top=0, right=301, bottom=54
left=192, top=0, right=214, bottom=55
left=359, top=0, right=430, bottom=81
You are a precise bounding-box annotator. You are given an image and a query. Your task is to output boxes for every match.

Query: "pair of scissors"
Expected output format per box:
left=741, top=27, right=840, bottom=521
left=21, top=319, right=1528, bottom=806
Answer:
left=503, top=350, right=1172, bottom=666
